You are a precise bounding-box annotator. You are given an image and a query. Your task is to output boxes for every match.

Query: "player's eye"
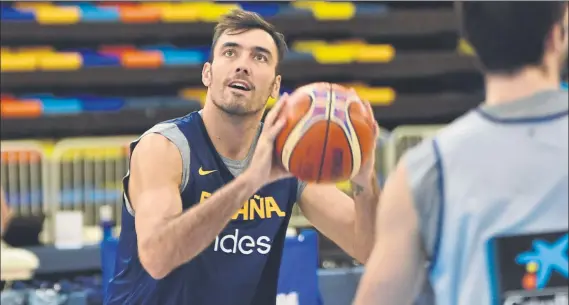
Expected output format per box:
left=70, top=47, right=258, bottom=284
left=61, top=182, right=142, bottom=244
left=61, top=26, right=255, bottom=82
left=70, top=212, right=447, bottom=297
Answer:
left=223, top=49, right=235, bottom=57
left=254, top=53, right=268, bottom=62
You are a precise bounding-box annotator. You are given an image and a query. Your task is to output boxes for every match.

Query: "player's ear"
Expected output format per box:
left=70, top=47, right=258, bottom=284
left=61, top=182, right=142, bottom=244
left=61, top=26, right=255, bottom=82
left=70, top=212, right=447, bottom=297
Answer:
left=270, top=75, right=282, bottom=99
left=202, top=62, right=212, bottom=87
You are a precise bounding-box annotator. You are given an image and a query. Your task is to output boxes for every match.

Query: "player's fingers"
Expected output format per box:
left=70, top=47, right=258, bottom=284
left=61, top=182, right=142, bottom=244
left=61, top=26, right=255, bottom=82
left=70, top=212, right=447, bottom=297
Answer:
left=265, top=93, right=288, bottom=127
left=265, top=117, right=286, bottom=140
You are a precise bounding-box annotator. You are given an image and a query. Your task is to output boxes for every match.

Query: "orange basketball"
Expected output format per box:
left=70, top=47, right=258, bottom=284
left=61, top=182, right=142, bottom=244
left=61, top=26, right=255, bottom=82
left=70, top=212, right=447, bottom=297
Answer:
left=275, top=82, right=376, bottom=183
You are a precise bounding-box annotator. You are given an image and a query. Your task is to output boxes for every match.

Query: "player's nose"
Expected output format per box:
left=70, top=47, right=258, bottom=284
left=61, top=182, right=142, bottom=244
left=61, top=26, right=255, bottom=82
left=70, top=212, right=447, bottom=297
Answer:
left=235, top=66, right=250, bottom=76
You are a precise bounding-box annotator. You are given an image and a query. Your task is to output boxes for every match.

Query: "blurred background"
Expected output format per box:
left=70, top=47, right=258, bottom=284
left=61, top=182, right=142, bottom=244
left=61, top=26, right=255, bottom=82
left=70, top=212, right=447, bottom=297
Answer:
left=0, top=1, right=566, bottom=305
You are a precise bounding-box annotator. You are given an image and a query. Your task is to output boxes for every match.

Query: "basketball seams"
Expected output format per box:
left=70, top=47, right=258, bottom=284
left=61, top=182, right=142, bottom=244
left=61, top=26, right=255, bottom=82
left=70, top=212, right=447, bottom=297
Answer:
left=343, top=99, right=363, bottom=178
left=316, top=83, right=334, bottom=182
left=280, top=90, right=318, bottom=171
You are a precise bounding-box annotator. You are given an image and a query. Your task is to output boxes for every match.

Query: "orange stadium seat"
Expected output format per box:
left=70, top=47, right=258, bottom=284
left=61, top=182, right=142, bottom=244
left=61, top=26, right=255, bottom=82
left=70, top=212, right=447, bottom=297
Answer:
left=119, top=6, right=161, bottom=23
left=0, top=100, right=43, bottom=118
left=121, top=51, right=164, bottom=68
left=99, top=45, right=137, bottom=57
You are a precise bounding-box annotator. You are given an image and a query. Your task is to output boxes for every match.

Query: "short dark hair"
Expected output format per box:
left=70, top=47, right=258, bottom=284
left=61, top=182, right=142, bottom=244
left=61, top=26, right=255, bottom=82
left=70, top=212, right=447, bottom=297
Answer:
left=457, top=2, right=567, bottom=74
left=209, top=9, right=288, bottom=71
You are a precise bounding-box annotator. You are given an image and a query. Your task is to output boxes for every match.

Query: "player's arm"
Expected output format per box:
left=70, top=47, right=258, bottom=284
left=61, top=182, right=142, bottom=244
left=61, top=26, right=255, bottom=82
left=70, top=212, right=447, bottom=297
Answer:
left=297, top=176, right=380, bottom=264
left=131, top=134, right=261, bottom=279
left=352, top=140, right=440, bottom=305
left=352, top=162, right=426, bottom=305
left=1, top=187, right=12, bottom=235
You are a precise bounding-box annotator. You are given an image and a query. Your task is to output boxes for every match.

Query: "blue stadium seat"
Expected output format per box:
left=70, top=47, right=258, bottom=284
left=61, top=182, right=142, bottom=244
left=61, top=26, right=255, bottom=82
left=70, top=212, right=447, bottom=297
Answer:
left=238, top=2, right=281, bottom=18
left=1, top=7, right=36, bottom=21
left=40, top=97, right=82, bottom=115
left=80, top=97, right=125, bottom=112
left=162, top=50, right=204, bottom=65
left=79, top=6, right=120, bottom=22
left=81, top=53, right=121, bottom=67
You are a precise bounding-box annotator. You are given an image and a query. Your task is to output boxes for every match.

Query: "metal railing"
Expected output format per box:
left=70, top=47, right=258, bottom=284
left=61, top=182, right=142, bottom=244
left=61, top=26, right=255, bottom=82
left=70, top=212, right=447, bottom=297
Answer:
left=1, top=124, right=445, bottom=236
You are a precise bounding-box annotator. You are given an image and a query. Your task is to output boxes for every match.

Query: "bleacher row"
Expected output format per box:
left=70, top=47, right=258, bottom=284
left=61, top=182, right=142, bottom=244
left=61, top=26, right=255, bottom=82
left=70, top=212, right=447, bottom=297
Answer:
left=0, top=125, right=441, bottom=239
left=0, top=82, right=395, bottom=119
left=2, top=2, right=377, bottom=23
left=0, top=41, right=394, bottom=72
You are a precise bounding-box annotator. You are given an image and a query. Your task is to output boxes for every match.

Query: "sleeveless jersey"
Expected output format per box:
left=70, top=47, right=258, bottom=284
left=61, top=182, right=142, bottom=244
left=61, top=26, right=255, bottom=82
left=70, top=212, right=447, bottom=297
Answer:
left=405, top=89, right=568, bottom=305
left=105, top=111, right=299, bottom=305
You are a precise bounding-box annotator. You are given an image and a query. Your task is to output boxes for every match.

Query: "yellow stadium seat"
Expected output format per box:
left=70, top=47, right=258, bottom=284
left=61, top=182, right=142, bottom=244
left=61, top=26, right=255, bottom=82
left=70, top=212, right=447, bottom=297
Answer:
left=356, top=87, right=396, bottom=106
left=312, top=45, right=355, bottom=64
left=161, top=4, right=200, bottom=22
left=311, top=2, right=355, bottom=21
left=36, top=7, right=81, bottom=24
left=458, top=38, right=476, bottom=56
left=0, top=54, right=37, bottom=72
left=180, top=88, right=207, bottom=104
left=14, top=2, right=54, bottom=11
left=198, top=3, right=241, bottom=22
left=292, top=40, right=327, bottom=53
left=355, top=45, right=395, bottom=63
left=38, top=53, right=82, bottom=71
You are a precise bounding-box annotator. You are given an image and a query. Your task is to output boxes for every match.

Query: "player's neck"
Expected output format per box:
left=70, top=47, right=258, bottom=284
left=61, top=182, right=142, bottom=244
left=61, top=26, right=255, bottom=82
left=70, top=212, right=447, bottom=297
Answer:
left=484, top=67, right=560, bottom=106
left=201, top=104, right=262, bottom=161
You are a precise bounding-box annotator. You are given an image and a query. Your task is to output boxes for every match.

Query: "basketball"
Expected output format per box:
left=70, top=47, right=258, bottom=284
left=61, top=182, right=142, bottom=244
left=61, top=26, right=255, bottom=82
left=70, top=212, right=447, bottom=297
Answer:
left=275, top=82, right=376, bottom=183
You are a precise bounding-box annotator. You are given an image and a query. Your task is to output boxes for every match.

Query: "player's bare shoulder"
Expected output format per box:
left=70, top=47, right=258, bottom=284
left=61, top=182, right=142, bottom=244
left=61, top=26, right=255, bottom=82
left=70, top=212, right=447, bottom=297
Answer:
left=129, top=133, right=183, bottom=197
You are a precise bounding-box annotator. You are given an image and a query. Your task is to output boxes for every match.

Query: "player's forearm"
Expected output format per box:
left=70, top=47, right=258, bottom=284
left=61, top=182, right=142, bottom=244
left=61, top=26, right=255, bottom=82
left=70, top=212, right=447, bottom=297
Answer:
left=351, top=175, right=380, bottom=264
left=139, top=172, right=261, bottom=279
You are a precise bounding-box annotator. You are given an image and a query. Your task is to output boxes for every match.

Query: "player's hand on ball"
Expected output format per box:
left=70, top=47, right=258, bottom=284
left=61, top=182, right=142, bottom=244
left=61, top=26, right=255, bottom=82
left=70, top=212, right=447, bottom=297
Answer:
left=246, top=94, right=293, bottom=188
left=350, top=93, right=380, bottom=187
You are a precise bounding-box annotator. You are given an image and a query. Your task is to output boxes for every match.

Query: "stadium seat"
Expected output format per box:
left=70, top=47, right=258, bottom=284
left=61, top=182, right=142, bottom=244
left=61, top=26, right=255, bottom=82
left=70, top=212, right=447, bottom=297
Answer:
left=238, top=2, right=281, bottom=18
left=40, top=97, right=82, bottom=115
left=121, top=51, right=163, bottom=68
left=294, top=2, right=356, bottom=20
left=198, top=3, right=241, bottom=22
left=0, top=100, right=43, bottom=118
left=351, top=85, right=396, bottom=105
left=80, top=97, right=125, bottom=112
left=179, top=88, right=207, bottom=103
left=81, top=53, right=121, bottom=67
left=0, top=7, right=36, bottom=21
left=162, top=50, right=203, bottom=65
left=99, top=45, right=137, bottom=57
left=355, top=45, right=395, bottom=63
left=312, top=45, right=355, bottom=64
left=0, top=54, right=37, bottom=72
left=79, top=6, right=120, bottom=22
left=38, top=53, right=82, bottom=71
left=13, top=2, right=54, bottom=11
left=35, top=7, right=81, bottom=24
left=119, top=6, right=161, bottom=23
left=160, top=3, right=200, bottom=22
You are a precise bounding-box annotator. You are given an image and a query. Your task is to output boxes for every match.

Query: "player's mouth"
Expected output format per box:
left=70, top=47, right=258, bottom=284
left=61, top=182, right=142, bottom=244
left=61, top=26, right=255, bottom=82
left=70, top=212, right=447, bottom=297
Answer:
left=228, top=81, right=252, bottom=92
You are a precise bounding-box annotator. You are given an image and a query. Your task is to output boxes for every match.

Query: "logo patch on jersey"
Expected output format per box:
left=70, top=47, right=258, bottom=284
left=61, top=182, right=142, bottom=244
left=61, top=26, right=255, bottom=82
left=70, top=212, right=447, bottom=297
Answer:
left=487, top=231, right=568, bottom=305
left=198, top=167, right=217, bottom=176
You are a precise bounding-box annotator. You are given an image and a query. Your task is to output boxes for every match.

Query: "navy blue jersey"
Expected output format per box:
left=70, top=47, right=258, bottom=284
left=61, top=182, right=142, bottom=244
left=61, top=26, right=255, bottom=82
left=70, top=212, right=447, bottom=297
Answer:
left=105, top=112, right=299, bottom=305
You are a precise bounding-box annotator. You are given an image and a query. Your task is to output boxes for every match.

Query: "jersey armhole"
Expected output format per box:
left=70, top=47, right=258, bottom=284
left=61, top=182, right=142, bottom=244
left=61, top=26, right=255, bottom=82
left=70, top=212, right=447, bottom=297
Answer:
left=123, top=123, right=191, bottom=216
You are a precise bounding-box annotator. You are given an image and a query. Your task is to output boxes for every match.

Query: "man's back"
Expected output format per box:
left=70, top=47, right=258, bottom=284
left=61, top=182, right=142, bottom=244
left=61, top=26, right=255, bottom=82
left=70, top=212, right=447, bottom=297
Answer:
left=421, top=89, right=568, bottom=305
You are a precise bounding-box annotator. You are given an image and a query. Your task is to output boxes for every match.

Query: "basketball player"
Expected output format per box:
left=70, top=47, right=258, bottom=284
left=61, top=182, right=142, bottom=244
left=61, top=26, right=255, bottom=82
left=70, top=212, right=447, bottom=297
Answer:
left=353, top=2, right=568, bottom=305
left=105, top=9, right=381, bottom=305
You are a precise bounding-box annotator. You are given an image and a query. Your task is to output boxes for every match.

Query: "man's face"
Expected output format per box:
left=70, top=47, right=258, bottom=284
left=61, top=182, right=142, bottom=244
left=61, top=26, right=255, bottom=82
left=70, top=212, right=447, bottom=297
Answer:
left=202, top=29, right=281, bottom=116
